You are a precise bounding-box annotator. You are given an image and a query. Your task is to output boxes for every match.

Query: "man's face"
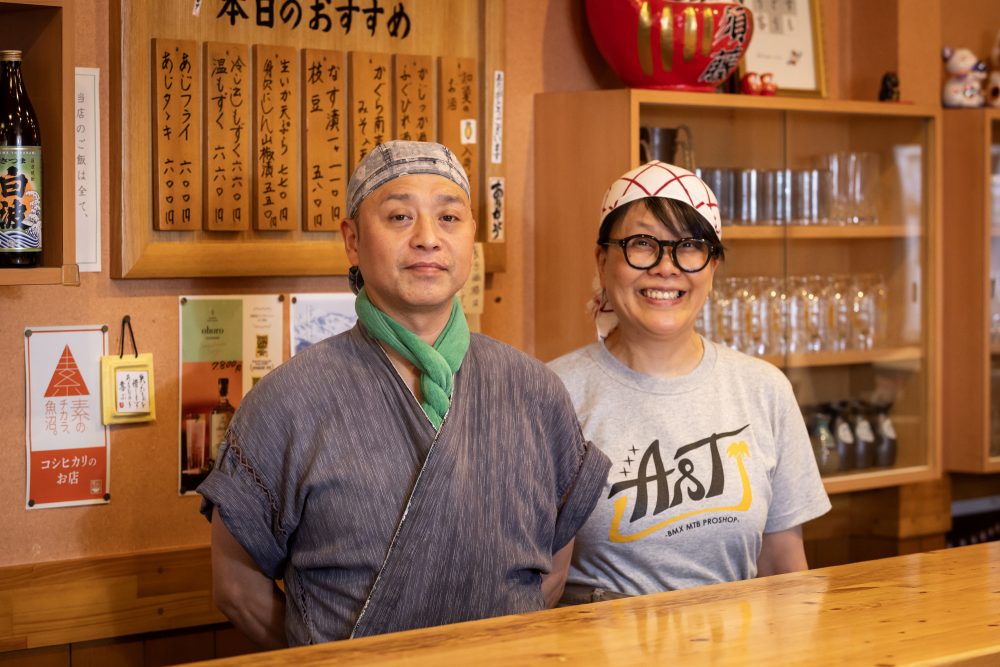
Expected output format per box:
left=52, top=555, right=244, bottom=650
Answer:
left=342, top=173, right=476, bottom=320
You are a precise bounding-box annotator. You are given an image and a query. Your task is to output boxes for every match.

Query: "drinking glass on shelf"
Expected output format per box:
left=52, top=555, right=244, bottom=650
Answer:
left=788, top=169, right=828, bottom=226
left=697, top=167, right=735, bottom=225
left=736, top=277, right=765, bottom=355
left=735, top=169, right=761, bottom=225
left=820, top=151, right=880, bottom=225
left=823, top=275, right=852, bottom=352
left=712, top=277, right=743, bottom=352
left=849, top=274, right=878, bottom=350
left=762, top=276, right=788, bottom=356
left=788, top=275, right=827, bottom=353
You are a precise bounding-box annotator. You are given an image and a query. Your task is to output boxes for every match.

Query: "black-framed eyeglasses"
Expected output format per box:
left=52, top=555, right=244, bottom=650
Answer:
left=599, top=234, right=717, bottom=273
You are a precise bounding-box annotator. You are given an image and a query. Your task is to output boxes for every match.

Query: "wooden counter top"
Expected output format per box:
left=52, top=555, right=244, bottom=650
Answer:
left=186, top=543, right=1000, bottom=666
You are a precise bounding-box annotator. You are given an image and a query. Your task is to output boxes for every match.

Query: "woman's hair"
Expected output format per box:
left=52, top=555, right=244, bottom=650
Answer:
left=597, top=197, right=726, bottom=262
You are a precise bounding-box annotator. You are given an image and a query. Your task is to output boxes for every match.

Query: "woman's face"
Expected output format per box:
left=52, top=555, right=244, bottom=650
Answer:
left=597, top=201, right=718, bottom=344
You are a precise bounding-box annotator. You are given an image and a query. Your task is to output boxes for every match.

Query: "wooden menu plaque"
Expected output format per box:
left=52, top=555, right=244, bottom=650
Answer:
left=394, top=55, right=434, bottom=142
left=302, top=49, right=347, bottom=232
left=439, top=57, right=479, bottom=213
left=152, top=38, right=202, bottom=231
left=253, top=44, right=300, bottom=231
left=349, top=52, right=393, bottom=171
left=204, top=42, right=250, bottom=231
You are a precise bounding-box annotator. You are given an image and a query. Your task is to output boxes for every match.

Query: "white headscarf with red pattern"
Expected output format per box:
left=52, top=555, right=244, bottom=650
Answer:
left=591, top=162, right=721, bottom=340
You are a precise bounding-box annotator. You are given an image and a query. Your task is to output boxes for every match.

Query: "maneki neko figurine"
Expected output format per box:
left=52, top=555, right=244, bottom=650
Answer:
left=942, top=47, right=987, bottom=108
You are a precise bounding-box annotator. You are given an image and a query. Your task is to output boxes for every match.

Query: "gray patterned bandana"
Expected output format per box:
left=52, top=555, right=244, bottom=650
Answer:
left=346, top=140, right=471, bottom=219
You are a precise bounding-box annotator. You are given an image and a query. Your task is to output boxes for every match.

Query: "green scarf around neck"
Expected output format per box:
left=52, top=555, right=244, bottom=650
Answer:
left=355, top=287, right=470, bottom=430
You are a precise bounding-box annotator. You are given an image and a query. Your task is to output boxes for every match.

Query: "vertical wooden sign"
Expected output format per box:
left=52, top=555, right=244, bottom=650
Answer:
left=302, top=49, right=347, bottom=232
left=152, top=38, right=201, bottom=231
left=204, top=42, right=250, bottom=231
left=349, top=52, right=392, bottom=172
left=439, top=57, right=479, bottom=213
left=253, top=45, right=300, bottom=231
left=394, top=55, right=434, bottom=142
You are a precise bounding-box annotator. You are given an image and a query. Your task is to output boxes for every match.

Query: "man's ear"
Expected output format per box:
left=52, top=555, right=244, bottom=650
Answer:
left=342, top=217, right=360, bottom=266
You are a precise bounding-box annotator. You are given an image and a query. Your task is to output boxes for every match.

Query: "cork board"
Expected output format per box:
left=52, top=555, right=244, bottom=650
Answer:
left=110, top=0, right=505, bottom=278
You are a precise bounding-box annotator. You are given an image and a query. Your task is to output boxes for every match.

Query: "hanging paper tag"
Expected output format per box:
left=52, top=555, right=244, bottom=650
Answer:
left=100, top=353, right=157, bottom=424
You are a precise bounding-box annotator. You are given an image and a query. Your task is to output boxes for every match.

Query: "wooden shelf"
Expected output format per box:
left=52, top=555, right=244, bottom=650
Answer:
left=725, top=225, right=918, bottom=241
left=822, top=465, right=937, bottom=495
left=630, top=88, right=939, bottom=117
left=755, top=346, right=922, bottom=369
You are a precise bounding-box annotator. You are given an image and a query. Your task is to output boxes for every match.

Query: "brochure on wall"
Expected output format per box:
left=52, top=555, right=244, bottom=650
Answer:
left=23, top=325, right=110, bottom=509
left=178, top=295, right=282, bottom=494
left=289, top=292, right=357, bottom=356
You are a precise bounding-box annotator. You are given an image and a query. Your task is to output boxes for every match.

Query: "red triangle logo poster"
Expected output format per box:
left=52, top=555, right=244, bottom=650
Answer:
left=43, top=345, right=90, bottom=397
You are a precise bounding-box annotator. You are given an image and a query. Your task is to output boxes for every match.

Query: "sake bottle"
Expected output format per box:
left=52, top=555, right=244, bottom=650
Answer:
left=0, top=50, right=42, bottom=268
left=851, top=400, right=877, bottom=469
left=808, top=406, right=840, bottom=475
left=828, top=401, right=856, bottom=471
left=873, top=402, right=898, bottom=467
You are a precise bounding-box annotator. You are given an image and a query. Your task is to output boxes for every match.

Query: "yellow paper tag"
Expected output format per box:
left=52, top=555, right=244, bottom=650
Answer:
left=100, top=353, right=157, bottom=424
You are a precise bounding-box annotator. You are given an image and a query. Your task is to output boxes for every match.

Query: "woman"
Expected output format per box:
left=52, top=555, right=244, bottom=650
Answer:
left=550, top=162, right=831, bottom=602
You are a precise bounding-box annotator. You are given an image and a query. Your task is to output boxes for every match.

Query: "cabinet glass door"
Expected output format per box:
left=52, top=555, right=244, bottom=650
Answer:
left=990, top=120, right=1000, bottom=459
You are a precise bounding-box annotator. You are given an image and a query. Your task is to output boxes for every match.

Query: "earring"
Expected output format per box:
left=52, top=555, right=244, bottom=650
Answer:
left=348, top=266, right=365, bottom=295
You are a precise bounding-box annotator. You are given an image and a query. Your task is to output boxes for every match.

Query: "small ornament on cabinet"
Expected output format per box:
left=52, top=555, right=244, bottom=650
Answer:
left=740, top=72, right=776, bottom=96
left=942, top=47, right=987, bottom=108
left=878, top=72, right=900, bottom=102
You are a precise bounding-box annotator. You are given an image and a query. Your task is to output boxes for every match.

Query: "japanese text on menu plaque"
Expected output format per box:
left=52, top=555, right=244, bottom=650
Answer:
left=303, top=49, right=347, bottom=231
left=153, top=39, right=202, bottom=230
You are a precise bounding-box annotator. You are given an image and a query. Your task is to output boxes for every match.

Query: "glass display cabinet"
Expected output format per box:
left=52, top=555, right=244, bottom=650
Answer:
left=535, top=89, right=941, bottom=494
left=943, top=108, right=1000, bottom=473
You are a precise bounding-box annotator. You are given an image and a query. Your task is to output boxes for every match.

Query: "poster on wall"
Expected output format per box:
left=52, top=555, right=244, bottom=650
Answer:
left=24, top=325, right=110, bottom=509
left=289, top=292, right=357, bottom=356
left=178, top=295, right=282, bottom=494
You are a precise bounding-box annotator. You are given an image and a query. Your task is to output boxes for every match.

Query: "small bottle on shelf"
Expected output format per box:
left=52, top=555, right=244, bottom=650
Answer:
left=828, top=401, right=856, bottom=472
left=0, top=49, right=42, bottom=268
left=851, top=400, right=877, bottom=469
left=873, top=402, right=898, bottom=467
left=807, top=406, right=840, bottom=475
left=208, top=378, right=235, bottom=466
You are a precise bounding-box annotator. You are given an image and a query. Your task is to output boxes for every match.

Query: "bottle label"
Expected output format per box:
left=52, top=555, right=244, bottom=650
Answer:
left=0, top=146, right=42, bottom=252
left=209, top=412, right=233, bottom=462
left=854, top=420, right=875, bottom=443
left=880, top=416, right=897, bottom=440
left=836, top=421, right=854, bottom=444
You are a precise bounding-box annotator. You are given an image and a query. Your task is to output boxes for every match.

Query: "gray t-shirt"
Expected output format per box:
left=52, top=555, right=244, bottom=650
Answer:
left=549, top=337, right=831, bottom=595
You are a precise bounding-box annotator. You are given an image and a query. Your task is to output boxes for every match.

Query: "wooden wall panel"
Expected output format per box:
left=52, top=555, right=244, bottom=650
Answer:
left=112, top=0, right=485, bottom=278
left=0, top=548, right=222, bottom=651
left=69, top=637, right=143, bottom=667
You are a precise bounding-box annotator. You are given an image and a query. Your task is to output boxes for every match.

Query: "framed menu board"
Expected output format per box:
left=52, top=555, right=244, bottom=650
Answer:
left=110, top=0, right=506, bottom=278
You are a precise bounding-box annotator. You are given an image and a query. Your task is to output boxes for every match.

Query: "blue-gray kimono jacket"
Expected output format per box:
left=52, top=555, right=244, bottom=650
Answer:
left=199, top=325, right=610, bottom=645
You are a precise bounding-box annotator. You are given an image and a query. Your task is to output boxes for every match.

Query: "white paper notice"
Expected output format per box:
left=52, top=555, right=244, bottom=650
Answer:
left=24, top=325, right=110, bottom=509
left=491, top=70, right=504, bottom=165
left=75, top=68, right=101, bottom=273
left=244, top=295, right=284, bottom=394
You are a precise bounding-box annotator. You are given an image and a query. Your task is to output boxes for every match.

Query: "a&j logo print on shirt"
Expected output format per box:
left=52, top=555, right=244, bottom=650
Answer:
left=607, top=424, right=754, bottom=543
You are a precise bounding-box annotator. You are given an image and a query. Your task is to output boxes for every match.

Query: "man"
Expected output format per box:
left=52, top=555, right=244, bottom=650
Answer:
left=199, top=141, right=611, bottom=647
